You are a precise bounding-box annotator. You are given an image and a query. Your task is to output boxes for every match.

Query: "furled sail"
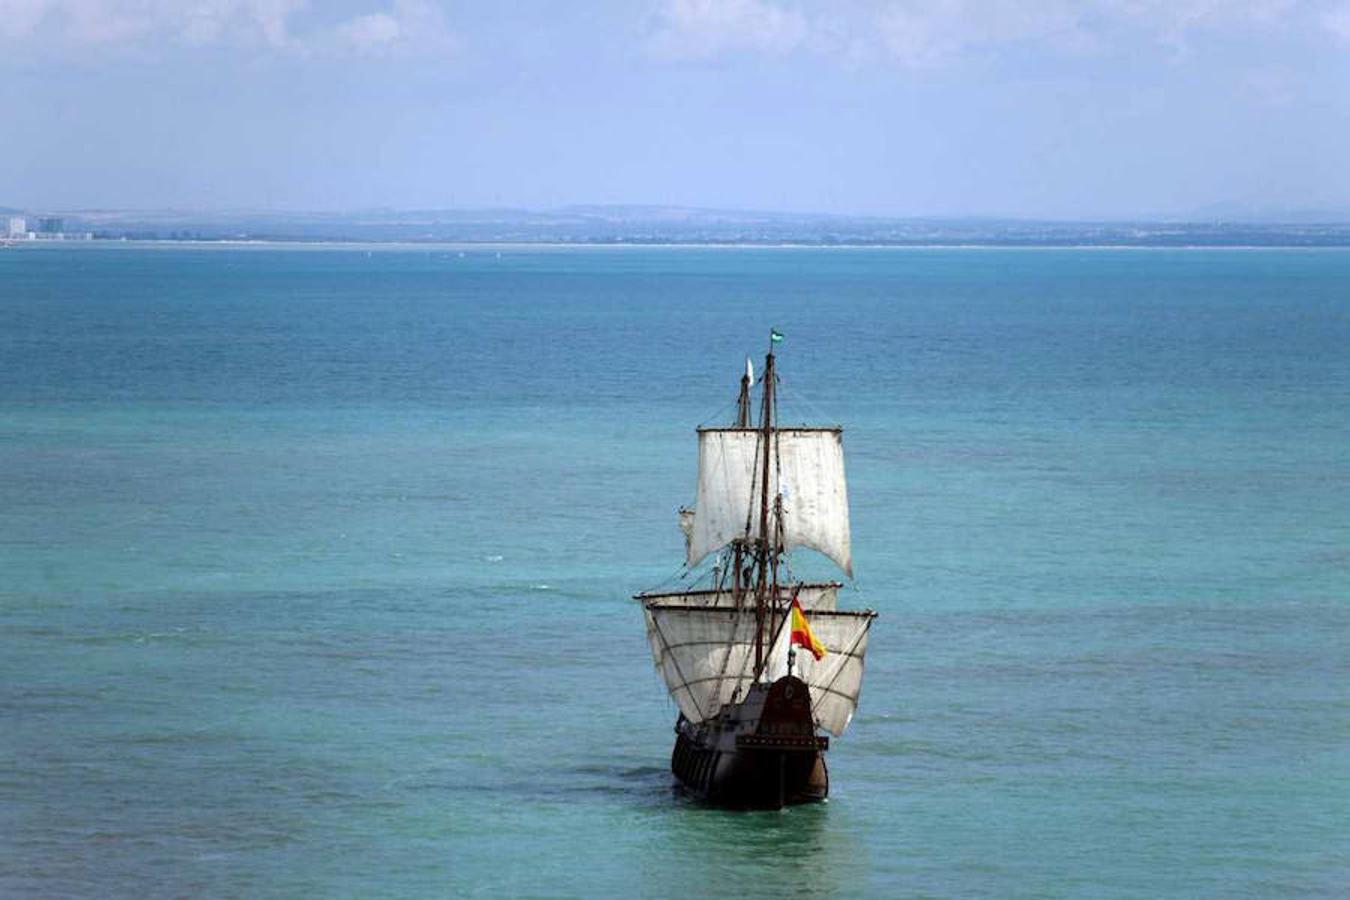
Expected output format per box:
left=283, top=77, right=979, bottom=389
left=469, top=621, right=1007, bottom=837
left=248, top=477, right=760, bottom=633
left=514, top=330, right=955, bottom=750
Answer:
left=677, top=507, right=695, bottom=554
left=637, top=583, right=841, bottom=611
left=764, top=609, right=875, bottom=736
left=643, top=604, right=874, bottom=732
left=686, top=427, right=852, bottom=575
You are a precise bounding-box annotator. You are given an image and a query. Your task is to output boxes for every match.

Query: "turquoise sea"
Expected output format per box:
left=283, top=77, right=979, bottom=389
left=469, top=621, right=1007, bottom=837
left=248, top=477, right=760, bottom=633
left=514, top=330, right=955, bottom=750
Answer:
left=2, top=244, right=1347, bottom=897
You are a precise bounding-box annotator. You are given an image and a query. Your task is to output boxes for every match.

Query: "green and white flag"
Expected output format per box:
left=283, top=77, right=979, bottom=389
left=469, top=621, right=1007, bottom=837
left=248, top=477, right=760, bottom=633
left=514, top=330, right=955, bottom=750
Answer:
left=770, top=329, right=784, bottom=343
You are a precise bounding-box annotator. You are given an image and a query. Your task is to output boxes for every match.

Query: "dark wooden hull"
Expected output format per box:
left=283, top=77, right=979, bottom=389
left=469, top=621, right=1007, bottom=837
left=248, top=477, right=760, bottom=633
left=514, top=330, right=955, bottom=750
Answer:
left=669, top=676, right=830, bottom=809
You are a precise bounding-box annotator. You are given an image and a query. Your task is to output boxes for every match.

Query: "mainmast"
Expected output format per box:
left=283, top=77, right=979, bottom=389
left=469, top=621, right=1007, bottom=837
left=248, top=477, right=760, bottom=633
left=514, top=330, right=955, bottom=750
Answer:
left=753, top=343, right=776, bottom=678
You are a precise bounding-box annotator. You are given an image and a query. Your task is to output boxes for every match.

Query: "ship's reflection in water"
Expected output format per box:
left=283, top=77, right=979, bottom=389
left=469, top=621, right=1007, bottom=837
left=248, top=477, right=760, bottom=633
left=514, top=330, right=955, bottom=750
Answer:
left=640, top=789, right=869, bottom=897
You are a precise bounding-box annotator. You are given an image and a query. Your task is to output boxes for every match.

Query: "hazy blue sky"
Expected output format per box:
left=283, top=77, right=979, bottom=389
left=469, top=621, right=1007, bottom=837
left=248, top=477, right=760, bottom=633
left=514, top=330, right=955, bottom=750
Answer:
left=2, top=0, right=1349, bottom=217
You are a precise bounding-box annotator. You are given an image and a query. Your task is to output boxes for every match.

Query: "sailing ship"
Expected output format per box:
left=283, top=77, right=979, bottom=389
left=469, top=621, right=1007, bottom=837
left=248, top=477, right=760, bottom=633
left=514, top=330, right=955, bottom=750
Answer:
left=637, top=333, right=877, bottom=808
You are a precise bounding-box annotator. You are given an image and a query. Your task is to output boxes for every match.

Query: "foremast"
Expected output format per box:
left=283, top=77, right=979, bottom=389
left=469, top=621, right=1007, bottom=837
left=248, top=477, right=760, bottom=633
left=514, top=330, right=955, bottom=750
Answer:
left=731, top=358, right=752, bottom=648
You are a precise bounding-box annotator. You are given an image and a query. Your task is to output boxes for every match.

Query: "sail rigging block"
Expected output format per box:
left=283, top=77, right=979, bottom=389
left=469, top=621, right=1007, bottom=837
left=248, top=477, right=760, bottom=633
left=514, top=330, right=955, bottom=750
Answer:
left=687, top=427, right=852, bottom=575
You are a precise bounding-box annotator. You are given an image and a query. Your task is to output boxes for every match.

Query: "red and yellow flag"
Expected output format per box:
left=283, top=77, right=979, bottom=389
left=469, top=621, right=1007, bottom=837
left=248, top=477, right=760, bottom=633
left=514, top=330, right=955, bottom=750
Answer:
left=789, top=597, right=828, bottom=661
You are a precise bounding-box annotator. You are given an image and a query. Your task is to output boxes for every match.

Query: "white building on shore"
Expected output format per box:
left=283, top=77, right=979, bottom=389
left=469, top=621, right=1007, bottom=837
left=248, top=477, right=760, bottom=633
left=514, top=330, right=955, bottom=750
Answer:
left=3, top=215, right=92, bottom=241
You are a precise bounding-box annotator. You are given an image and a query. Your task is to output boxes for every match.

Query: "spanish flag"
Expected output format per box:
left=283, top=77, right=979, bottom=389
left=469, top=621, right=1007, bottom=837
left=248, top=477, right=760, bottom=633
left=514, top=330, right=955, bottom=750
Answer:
left=789, top=597, right=828, bottom=661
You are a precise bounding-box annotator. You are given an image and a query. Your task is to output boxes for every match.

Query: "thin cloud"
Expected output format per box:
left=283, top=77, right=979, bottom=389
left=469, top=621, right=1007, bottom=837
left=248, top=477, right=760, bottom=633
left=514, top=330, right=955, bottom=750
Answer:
left=336, top=12, right=401, bottom=50
left=643, top=0, right=1350, bottom=65
left=328, top=0, right=457, bottom=57
left=646, top=0, right=808, bottom=60
left=0, top=0, right=306, bottom=47
left=0, top=0, right=456, bottom=57
left=1322, top=1, right=1350, bottom=41
left=871, top=1, right=1093, bottom=68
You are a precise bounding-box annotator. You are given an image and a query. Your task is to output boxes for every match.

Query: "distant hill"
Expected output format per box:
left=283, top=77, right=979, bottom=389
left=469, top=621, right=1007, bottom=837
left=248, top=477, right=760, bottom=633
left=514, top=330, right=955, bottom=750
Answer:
left=13, top=205, right=1350, bottom=246
left=1186, top=202, right=1350, bottom=224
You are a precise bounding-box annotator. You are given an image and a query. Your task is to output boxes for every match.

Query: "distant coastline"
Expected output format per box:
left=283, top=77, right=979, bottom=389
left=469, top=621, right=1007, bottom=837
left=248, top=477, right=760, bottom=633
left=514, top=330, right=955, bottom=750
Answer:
left=10, top=239, right=1350, bottom=252
left=5, top=205, right=1350, bottom=248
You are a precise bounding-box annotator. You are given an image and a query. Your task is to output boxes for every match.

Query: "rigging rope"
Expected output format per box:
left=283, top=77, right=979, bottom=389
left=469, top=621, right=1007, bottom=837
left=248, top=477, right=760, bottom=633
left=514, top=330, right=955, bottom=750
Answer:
left=773, top=379, right=839, bottom=428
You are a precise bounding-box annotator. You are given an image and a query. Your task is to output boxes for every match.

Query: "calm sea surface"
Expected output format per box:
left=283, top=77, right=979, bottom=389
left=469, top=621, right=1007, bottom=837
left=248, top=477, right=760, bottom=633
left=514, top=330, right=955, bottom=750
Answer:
left=1, top=244, right=1347, bottom=897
